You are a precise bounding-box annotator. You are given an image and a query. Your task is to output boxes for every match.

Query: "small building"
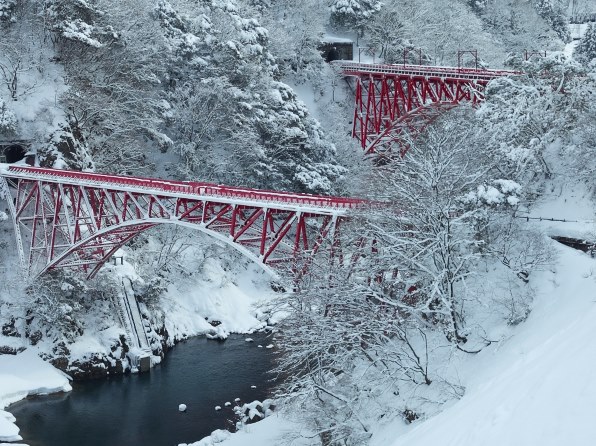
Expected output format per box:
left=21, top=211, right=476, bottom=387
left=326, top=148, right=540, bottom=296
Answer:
left=319, top=36, right=354, bottom=62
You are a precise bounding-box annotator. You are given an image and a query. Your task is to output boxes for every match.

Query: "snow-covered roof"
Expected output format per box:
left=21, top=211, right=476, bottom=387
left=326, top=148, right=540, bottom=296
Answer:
left=321, top=34, right=354, bottom=44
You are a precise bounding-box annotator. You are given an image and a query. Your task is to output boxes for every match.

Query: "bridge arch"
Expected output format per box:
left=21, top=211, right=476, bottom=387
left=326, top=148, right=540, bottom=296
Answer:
left=41, top=218, right=281, bottom=280
left=363, top=102, right=459, bottom=158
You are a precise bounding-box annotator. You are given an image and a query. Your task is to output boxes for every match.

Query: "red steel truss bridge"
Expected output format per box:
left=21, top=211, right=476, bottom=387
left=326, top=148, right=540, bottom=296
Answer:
left=0, top=165, right=366, bottom=279
left=334, top=61, right=520, bottom=156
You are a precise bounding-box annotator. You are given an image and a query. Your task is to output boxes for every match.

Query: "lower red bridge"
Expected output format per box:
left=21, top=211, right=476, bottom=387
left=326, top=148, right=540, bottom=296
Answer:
left=0, top=165, right=366, bottom=279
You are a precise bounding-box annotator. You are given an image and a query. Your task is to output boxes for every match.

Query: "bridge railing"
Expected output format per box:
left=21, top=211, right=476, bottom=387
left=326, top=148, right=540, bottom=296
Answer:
left=3, top=165, right=367, bottom=211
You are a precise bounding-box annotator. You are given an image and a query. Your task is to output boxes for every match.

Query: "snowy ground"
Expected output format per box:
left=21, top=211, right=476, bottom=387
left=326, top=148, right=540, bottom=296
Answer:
left=373, top=242, right=596, bottom=446
left=0, top=350, right=71, bottom=444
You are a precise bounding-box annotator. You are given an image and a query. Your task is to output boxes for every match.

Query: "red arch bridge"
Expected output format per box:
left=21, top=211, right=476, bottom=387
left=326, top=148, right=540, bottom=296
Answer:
left=334, top=61, right=520, bottom=156
left=0, top=164, right=367, bottom=280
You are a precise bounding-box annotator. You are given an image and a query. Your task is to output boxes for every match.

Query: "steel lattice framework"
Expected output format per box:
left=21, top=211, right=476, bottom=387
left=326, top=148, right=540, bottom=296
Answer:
left=0, top=165, right=365, bottom=279
left=334, top=61, right=520, bottom=156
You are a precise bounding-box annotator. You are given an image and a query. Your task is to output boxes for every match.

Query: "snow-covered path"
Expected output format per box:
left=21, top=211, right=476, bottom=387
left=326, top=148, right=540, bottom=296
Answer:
left=371, top=243, right=596, bottom=446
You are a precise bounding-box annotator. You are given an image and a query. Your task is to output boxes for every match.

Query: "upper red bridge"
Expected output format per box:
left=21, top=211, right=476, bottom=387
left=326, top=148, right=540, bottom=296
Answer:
left=0, top=164, right=366, bottom=279
left=334, top=61, right=520, bottom=156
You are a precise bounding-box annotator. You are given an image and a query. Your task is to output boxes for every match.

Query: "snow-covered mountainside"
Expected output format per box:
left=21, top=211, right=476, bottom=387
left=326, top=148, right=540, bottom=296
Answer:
left=2, top=0, right=596, bottom=445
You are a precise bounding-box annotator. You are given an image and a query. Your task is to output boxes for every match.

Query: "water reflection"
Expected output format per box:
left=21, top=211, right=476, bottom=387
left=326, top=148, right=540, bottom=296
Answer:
left=10, top=334, right=274, bottom=446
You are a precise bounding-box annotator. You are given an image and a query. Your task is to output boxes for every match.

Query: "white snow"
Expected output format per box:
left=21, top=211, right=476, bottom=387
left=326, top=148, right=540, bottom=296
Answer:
left=0, top=350, right=71, bottom=442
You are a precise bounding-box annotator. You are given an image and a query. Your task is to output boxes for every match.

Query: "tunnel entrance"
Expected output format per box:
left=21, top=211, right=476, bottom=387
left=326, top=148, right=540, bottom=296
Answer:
left=2, top=144, right=27, bottom=163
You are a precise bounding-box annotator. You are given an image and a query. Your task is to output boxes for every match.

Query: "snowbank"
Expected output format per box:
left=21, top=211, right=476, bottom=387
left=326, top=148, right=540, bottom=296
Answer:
left=181, top=415, right=311, bottom=446
left=0, top=350, right=71, bottom=442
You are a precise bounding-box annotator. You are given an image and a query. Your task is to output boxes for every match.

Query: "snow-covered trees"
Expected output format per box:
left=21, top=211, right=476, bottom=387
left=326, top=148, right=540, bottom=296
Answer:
left=273, top=110, right=541, bottom=443
left=157, top=0, right=345, bottom=193
left=478, top=55, right=592, bottom=183
left=258, top=0, right=328, bottom=76
left=363, top=5, right=406, bottom=63
left=46, top=0, right=168, bottom=173
left=329, top=0, right=382, bottom=34
left=45, top=0, right=110, bottom=48
left=37, top=119, right=94, bottom=171
left=0, top=0, right=15, bottom=21
left=0, top=34, right=44, bottom=102
left=0, top=99, right=17, bottom=136
left=577, top=24, right=596, bottom=63
left=533, top=0, right=570, bottom=41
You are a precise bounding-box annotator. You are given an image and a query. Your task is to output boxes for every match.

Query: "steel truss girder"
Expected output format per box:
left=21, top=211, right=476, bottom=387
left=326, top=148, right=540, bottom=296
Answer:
left=1, top=169, right=356, bottom=280
left=351, top=73, right=487, bottom=155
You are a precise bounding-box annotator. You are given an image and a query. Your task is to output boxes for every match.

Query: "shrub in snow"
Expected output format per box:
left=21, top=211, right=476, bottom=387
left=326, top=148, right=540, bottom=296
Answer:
left=0, top=99, right=17, bottom=136
left=234, top=399, right=275, bottom=425
left=402, top=408, right=420, bottom=424
left=462, top=179, right=522, bottom=208
left=0, top=0, right=15, bottom=21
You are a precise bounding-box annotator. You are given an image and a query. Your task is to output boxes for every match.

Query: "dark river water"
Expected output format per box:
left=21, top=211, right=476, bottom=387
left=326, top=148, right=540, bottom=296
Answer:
left=9, top=334, right=275, bottom=446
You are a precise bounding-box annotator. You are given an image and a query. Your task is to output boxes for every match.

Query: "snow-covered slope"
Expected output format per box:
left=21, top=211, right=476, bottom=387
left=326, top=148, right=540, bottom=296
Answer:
left=371, top=242, right=596, bottom=446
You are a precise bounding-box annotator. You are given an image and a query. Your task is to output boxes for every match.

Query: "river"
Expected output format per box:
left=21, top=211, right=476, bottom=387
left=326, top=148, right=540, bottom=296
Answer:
left=9, top=333, right=275, bottom=446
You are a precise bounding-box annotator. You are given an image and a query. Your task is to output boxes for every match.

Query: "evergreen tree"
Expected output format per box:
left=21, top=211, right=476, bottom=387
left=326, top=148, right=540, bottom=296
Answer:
left=329, top=0, right=382, bottom=34
left=577, top=24, right=596, bottom=63
left=0, top=98, right=16, bottom=136
left=533, top=0, right=570, bottom=41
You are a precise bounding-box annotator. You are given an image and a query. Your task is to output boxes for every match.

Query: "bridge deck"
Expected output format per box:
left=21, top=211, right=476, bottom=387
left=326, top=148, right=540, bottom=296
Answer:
left=334, top=61, right=521, bottom=81
left=1, top=164, right=365, bottom=214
